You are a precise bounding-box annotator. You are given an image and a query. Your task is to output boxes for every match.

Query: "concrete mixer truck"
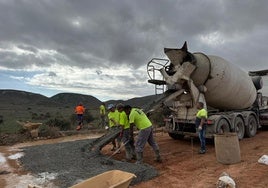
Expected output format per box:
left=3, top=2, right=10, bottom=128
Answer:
left=147, top=42, right=268, bottom=140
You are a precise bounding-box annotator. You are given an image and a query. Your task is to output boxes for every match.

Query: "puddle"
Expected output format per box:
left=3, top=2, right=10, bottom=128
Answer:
left=8, top=153, right=24, bottom=160
left=0, top=134, right=102, bottom=188
left=0, top=153, right=6, bottom=164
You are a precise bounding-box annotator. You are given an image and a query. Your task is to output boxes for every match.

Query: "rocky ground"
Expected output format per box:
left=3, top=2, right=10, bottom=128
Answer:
left=0, top=129, right=268, bottom=187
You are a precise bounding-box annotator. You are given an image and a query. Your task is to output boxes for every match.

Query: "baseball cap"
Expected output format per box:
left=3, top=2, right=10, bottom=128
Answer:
left=108, top=104, right=115, bottom=110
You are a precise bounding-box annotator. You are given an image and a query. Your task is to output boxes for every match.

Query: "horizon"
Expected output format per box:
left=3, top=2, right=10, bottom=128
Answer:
left=0, top=88, right=159, bottom=102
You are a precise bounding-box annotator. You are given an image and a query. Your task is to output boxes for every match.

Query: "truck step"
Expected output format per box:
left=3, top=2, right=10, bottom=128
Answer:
left=148, top=79, right=166, bottom=85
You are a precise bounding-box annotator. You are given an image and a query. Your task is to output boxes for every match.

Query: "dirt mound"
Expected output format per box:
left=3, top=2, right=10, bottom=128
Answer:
left=0, top=133, right=32, bottom=146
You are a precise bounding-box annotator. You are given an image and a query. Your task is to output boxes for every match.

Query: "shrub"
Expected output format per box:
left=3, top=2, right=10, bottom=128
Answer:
left=45, top=112, right=51, bottom=118
left=84, top=109, right=94, bottom=123
left=31, top=113, right=38, bottom=120
left=38, top=124, right=61, bottom=137
left=45, top=118, right=71, bottom=131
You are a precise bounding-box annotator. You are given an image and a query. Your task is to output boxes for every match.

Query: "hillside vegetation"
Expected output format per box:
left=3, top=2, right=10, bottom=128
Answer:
left=0, top=89, right=164, bottom=135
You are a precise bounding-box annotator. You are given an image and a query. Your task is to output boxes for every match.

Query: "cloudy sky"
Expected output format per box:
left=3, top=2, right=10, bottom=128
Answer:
left=0, top=0, right=268, bottom=101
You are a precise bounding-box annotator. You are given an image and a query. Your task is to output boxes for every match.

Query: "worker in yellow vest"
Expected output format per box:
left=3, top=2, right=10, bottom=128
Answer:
left=195, top=102, right=208, bottom=154
left=124, top=105, right=162, bottom=164
left=99, top=102, right=106, bottom=128
left=107, top=104, right=120, bottom=152
left=117, top=103, right=136, bottom=161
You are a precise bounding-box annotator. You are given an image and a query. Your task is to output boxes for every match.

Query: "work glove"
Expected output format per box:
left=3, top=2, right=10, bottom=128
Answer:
left=198, top=126, right=202, bottom=131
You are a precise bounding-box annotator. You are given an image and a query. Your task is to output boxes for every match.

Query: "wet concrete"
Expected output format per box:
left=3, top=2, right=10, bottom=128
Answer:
left=19, top=135, right=158, bottom=187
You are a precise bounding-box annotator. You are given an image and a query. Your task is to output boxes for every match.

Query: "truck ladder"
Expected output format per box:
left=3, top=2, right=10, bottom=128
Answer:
left=147, top=58, right=169, bottom=95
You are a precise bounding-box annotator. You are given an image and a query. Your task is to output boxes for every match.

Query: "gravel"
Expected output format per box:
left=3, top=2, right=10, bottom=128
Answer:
left=19, top=135, right=158, bottom=187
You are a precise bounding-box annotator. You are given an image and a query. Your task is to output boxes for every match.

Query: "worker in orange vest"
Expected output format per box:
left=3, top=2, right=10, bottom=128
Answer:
left=75, top=102, right=85, bottom=130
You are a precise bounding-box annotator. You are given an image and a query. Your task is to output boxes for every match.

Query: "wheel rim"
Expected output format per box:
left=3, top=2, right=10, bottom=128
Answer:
left=217, top=118, right=230, bottom=134
left=234, top=117, right=245, bottom=139
left=248, top=115, right=257, bottom=136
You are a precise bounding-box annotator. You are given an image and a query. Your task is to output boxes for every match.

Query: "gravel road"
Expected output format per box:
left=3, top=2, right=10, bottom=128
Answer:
left=19, top=138, right=158, bottom=187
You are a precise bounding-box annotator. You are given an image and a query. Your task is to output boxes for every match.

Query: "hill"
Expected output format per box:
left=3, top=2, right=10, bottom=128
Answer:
left=50, top=93, right=102, bottom=108
left=0, top=89, right=52, bottom=106
left=105, top=94, right=164, bottom=111
left=0, top=90, right=103, bottom=134
left=0, top=89, right=163, bottom=110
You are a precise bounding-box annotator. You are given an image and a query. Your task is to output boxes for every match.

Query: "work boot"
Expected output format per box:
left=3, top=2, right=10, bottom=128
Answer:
left=125, top=147, right=132, bottom=161
left=131, top=154, right=136, bottom=160
left=135, top=152, right=143, bottom=164
left=121, top=158, right=131, bottom=162
left=198, top=149, right=206, bottom=154
left=76, top=125, right=82, bottom=131
left=130, top=144, right=136, bottom=160
left=122, top=148, right=131, bottom=162
left=154, top=150, right=162, bottom=163
left=111, top=145, right=116, bottom=151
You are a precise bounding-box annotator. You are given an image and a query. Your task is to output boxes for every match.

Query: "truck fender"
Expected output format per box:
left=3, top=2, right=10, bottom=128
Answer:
left=229, top=113, right=246, bottom=139
left=241, top=111, right=258, bottom=127
left=208, top=115, right=231, bottom=134
left=229, top=113, right=245, bottom=132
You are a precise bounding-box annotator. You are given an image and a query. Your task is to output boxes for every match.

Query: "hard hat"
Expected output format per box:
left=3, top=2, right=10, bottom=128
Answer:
left=108, top=104, right=115, bottom=110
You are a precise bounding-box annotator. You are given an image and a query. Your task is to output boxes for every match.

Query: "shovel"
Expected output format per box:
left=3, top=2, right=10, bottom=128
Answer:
left=101, top=140, right=130, bottom=165
left=107, top=140, right=129, bottom=159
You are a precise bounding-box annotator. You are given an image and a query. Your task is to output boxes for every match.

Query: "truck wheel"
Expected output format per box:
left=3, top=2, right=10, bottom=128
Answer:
left=216, top=118, right=230, bottom=134
left=234, top=116, right=245, bottom=140
left=168, top=133, right=184, bottom=140
left=245, top=115, right=257, bottom=137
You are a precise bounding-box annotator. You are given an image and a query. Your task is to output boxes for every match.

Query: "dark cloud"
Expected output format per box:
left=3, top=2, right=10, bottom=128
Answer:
left=0, top=0, right=268, bottom=98
left=0, top=0, right=268, bottom=70
left=96, top=70, right=102, bottom=75
left=48, top=72, right=56, bottom=77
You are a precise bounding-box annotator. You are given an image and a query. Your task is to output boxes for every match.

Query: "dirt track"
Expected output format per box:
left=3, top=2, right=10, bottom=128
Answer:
left=129, top=131, right=268, bottom=188
left=0, top=130, right=268, bottom=187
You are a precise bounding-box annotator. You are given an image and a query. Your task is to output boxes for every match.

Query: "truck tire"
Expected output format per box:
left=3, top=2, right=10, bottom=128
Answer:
left=234, top=116, right=245, bottom=140
left=245, top=115, right=257, bottom=137
left=216, top=118, right=231, bottom=134
left=168, top=133, right=184, bottom=140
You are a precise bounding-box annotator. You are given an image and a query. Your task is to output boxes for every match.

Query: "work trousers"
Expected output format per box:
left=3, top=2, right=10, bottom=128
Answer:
left=198, top=126, right=206, bottom=151
left=135, top=126, right=159, bottom=153
left=122, top=128, right=135, bottom=157
left=77, top=114, right=83, bottom=125
left=100, top=115, right=106, bottom=128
